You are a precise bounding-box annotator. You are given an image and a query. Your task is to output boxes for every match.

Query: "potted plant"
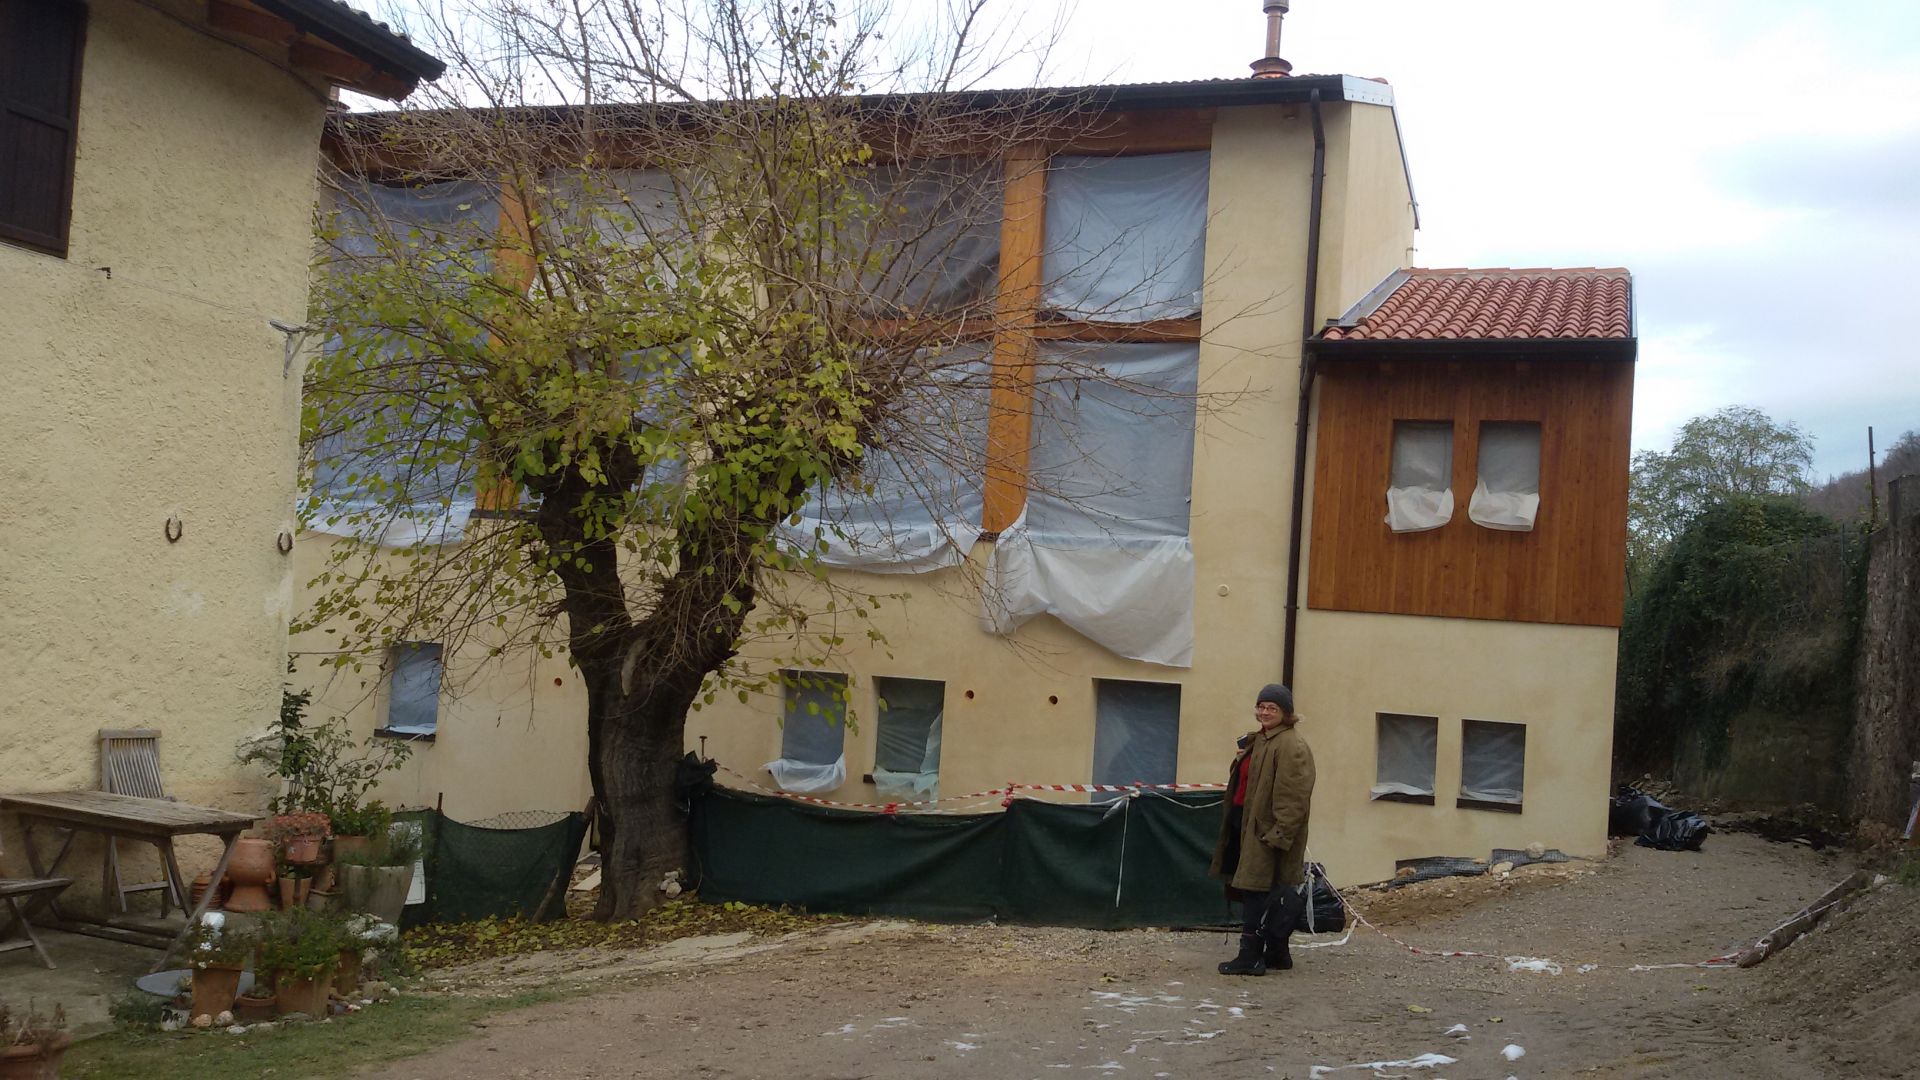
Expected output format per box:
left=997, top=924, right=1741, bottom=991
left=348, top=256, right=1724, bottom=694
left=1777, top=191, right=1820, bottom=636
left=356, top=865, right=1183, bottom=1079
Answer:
left=276, top=864, right=313, bottom=912
left=232, top=983, right=277, bottom=1024
left=338, top=824, right=422, bottom=925
left=334, top=915, right=397, bottom=996
left=322, top=800, right=392, bottom=892
left=182, top=913, right=255, bottom=1020
left=0, top=1001, right=68, bottom=1080
left=262, top=811, right=330, bottom=865
left=255, top=909, right=349, bottom=1018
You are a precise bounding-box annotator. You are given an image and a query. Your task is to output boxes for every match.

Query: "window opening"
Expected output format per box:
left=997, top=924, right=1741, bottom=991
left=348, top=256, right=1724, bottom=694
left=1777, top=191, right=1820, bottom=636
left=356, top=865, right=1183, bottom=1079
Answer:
left=1372, top=713, right=1437, bottom=803
left=1459, top=719, right=1526, bottom=810
left=1470, top=421, right=1542, bottom=531
left=1091, top=679, right=1181, bottom=800
left=872, top=677, right=944, bottom=801
left=1385, top=420, right=1454, bottom=533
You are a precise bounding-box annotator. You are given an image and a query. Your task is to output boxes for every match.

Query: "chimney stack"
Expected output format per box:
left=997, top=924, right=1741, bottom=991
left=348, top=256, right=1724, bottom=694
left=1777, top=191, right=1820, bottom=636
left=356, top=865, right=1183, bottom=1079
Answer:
left=1250, top=0, right=1293, bottom=78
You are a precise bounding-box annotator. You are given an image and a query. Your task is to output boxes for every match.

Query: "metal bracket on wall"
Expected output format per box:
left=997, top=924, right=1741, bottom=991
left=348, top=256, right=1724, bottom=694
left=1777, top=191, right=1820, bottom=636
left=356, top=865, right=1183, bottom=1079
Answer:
left=164, top=516, right=184, bottom=543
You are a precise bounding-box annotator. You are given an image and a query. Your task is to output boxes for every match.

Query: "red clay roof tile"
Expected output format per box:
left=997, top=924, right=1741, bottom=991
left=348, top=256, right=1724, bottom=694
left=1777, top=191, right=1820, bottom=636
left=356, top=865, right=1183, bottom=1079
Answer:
left=1321, top=268, right=1633, bottom=342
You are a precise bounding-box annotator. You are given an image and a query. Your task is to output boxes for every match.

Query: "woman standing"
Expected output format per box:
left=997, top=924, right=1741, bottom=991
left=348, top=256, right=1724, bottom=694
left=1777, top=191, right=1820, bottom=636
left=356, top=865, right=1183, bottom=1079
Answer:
left=1209, top=683, right=1316, bottom=976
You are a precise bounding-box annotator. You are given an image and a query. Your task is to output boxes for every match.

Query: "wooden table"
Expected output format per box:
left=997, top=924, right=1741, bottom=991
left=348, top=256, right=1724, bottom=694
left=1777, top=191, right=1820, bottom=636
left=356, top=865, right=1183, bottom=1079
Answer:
left=0, top=791, right=256, bottom=972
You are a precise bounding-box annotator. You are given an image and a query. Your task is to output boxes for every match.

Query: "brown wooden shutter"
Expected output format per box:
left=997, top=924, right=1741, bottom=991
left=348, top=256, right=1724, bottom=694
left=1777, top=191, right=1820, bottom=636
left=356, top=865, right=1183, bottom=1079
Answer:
left=0, top=0, right=87, bottom=257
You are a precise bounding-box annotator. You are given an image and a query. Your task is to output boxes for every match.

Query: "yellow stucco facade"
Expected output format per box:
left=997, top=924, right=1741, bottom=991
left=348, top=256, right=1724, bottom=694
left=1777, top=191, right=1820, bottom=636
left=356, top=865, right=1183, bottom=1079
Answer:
left=0, top=0, right=330, bottom=888
left=284, top=97, right=1634, bottom=889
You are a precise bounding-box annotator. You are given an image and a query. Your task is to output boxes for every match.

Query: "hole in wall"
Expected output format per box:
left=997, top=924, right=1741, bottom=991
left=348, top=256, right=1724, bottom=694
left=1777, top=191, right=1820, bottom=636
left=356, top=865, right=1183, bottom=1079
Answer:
left=964, top=690, right=976, bottom=700
left=1048, top=695, right=1059, bottom=705
left=553, top=678, right=564, bottom=687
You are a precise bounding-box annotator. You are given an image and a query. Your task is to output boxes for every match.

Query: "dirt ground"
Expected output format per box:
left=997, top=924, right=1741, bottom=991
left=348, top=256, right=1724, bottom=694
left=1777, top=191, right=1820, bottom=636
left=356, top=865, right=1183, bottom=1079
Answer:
left=365, top=833, right=1919, bottom=1079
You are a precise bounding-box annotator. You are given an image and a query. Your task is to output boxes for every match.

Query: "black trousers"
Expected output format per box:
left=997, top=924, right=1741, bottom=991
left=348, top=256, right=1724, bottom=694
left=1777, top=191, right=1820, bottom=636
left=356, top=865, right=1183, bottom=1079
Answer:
left=1228, top=803, right=1309, bottom=943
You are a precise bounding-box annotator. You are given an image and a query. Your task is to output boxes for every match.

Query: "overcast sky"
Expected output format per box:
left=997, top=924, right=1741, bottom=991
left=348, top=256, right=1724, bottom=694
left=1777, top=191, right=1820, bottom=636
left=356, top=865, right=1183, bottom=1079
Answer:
left=1032, top=0, right=1920, bottom=478
left=378, top=0, right=1918, bottom=478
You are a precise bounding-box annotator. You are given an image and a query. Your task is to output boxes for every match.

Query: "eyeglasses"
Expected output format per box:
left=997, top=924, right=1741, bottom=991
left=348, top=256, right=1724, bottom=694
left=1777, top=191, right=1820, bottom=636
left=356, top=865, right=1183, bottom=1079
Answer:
left=1254, top=703, right=1282, bottom=713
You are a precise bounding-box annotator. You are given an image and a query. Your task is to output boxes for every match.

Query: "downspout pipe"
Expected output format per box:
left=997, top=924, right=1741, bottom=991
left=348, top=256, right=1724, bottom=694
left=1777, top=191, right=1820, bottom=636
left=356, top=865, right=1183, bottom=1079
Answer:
left=1281, top=88, right=1325, bottom=687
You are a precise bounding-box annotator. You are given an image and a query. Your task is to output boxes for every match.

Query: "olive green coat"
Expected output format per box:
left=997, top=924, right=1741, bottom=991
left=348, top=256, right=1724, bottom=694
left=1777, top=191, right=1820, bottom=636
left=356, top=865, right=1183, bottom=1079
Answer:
left=1209, top=722, right=1316, bottom=890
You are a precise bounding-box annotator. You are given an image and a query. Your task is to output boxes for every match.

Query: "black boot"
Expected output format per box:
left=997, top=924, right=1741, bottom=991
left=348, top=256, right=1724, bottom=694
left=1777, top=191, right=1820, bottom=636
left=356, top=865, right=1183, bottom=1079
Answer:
left=1218, top=936, right=1266, bottom=976
left=1264, top=936, right=1293, bottom=971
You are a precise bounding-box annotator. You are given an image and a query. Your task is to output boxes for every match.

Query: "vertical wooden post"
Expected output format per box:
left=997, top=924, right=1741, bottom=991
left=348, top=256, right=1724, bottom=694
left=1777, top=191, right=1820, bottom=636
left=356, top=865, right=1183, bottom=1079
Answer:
left=980, top=146, right=1049, bottom=534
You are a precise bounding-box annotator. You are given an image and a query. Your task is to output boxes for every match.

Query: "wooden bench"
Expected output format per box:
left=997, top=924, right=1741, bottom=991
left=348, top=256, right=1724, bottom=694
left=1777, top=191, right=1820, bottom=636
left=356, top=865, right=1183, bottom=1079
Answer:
left=0, top=877, right=73, bottom=969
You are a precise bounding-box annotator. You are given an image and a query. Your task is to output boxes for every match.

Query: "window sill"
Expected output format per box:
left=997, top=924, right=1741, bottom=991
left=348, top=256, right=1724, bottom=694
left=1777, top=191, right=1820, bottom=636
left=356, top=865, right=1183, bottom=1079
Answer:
left=373, top=727, right=436, bottom=743
left=1456, top=797, right=1522, bottom=814
left=1370, top=791, right=1435, bottom=806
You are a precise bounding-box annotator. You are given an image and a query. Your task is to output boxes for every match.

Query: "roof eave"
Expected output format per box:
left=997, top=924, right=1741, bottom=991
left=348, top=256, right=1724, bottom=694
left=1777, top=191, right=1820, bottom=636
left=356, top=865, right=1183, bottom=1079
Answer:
left=253, top=0, right=446, bottom=84
left=1307, top=336, right=1638, bottom=362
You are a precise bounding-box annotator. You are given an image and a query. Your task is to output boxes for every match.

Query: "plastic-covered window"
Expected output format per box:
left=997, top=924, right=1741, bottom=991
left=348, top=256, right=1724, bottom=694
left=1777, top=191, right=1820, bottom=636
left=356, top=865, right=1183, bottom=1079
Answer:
left=981, top=342, right=1198, bottom=667
left=767, top=672, right=849, bottom=794
left=1042, top=152, right=1210, bottom=323
left=846, top=159, right=1004, bottom=319
left=1385, top=420, right=1455, bottom=533
left=1470, top=421, right=1542, bottom=532
left=1460, top=719, right=1526, bottom=806
left=872, top=677, right=944, bottom=801
left=1091, top=680, right=1181, bottom=798
left=1372, top=713, right=1437, bottom=800
left=385, top=642, right=443, bottom=735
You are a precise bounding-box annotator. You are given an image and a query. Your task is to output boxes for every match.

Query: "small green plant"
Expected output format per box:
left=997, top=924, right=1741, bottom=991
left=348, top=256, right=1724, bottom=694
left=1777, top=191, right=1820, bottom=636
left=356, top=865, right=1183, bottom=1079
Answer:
left=336, top=822, right=424, bottom=868
left=327, top=799, right=393, bottom=839
left=240, top=681, right=411, bottom=823
left=106, top=993, right=170, bottom=1032
left=0, top=1000, right=67, bottom=1049
left=1894, top=850, right=1920, bottom=888
left=255, top=908, right=352, bottom=980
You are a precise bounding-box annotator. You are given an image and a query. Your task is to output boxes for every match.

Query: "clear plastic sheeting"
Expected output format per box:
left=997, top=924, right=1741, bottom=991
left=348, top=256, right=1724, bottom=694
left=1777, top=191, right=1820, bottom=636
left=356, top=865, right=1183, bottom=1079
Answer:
left=308, top=180, right=500, bottom=547
left=872, top=677, right=944, bottom=800
left=1385, top=420, right=1455, bottom=533
left=781, top=346, right=990, bottom=573
left=766, top=672, right=848, bottom=794
left=538, top=167, right=694, bottom=285
left=384, top=642, right=444, bottom=735
left=1470, top=421, right=1542, bottom=531
left=1460, top=719, right=1527, bottom=804
left=1372, top=713, right=1437, bottom=798
left=1042, top=152, right=1210, bottom=323
left=847, top=160, right=1003, bottom=318
left=982, top=342, right=1198, bottom=667
left=1091, top=680, right=1181, bottom=797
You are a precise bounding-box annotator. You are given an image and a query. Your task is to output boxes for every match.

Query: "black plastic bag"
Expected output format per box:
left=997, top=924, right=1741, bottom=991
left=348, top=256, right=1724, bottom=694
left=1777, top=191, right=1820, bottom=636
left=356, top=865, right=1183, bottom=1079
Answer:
left=1636, top=810, right=1710, bottom=852
left=1608, top=786, right=1667, bottom=837
left=1294, top=863, right=1347, bottom=933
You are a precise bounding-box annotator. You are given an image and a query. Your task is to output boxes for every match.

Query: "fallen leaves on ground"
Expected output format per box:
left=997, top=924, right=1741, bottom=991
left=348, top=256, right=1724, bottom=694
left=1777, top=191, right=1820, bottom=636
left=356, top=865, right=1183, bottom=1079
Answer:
left=402, top=898, right=838, bottom=969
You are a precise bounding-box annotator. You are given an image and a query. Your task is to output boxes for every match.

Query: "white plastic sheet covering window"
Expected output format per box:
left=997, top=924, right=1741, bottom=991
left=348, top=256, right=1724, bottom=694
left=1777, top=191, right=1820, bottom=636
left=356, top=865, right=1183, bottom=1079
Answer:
left=540, top=168, right=694, bottom=286
left=982, top=342, right=1198, bottom=667
left=872, top=677, right=944, bottom=801
left=1460, top=720, right=1527, bottom=805
left=385, top=642, right=444, bottom=736
left=1470, top=421, right=1543, bottom=532
left=780, top=345, right=990, bottom=573
left=1385, top=421, right=1455, bottom=533
left=1371, top=713, right=1437, bottom=799
left=308, top=180, right=500, bottom=547
left=1042, top=152, right=1210, bottom=323
left=1091, top=680, right=1181, bottom=799
left=847, top=160, right=1002, bottom=318
left=766, top=671, right=848, bottom=793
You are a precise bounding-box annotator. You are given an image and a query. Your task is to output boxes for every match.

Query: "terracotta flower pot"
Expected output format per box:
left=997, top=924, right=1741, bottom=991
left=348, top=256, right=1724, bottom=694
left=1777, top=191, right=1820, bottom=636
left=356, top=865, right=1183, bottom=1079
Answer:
left=334, top=950, right=363, bottom=996
left=277, top=875, right=311, bottom=911
left=283, top=835, right=322, bottom=864
left=224, top=837, right=276, bottom=913
left=191, top=962, right=245, bottom=1018
left=0, top=1036, right=71, bottom=1080
left=233, top=993, right=277, bottom=1024
left=275, top=968, right=334, bottom=1017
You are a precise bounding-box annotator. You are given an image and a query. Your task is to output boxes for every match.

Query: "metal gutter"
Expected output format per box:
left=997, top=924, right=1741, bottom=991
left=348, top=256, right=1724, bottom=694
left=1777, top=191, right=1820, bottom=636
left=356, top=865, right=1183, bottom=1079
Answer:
left=1280, top=88, right=1325, bottom=689
left=1307, top=337, right=1639, bottom=362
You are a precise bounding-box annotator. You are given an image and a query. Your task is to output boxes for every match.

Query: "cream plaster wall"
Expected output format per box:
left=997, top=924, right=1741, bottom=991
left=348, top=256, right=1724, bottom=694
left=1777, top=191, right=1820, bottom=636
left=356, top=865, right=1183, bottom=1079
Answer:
left=1291, top=611, right=1620, bottom=885
left=0, top=0, right=326, bottom=891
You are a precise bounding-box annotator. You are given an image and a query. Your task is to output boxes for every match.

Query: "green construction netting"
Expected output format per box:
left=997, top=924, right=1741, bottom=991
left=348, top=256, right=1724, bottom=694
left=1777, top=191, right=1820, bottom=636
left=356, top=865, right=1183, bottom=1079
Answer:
left=691, top=786, right=1233, bottom=928
left=402, top=808, right=588, bottom=926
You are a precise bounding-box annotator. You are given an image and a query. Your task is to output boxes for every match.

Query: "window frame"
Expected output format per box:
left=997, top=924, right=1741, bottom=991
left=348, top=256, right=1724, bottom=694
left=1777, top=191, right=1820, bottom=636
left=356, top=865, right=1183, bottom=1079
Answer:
left=0, top=0, right=88, bottom=258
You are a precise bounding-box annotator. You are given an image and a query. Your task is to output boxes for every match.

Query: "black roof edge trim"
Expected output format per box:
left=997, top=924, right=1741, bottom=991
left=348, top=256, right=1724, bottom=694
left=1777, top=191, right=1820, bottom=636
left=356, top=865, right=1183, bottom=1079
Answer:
left=1307, top=337, right=1638, bottom=362
left=254, top=0, right=446, bottom=81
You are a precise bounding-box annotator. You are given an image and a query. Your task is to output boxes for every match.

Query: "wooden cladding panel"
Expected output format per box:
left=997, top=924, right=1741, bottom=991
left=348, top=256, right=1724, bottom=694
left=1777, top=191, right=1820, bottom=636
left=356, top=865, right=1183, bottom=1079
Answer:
left=1307, top=358, right=1634, bottom=628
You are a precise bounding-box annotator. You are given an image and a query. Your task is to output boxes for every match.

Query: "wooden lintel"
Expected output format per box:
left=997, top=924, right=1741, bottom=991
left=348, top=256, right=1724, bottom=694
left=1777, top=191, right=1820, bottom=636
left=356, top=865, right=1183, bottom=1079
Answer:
left=1031, top=318, right=1201, bottom=343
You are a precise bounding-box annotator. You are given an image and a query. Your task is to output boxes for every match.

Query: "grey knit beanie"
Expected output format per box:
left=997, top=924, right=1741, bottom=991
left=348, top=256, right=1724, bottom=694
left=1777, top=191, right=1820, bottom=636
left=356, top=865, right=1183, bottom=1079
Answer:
left=1256, top=684, right=1293, bottom=712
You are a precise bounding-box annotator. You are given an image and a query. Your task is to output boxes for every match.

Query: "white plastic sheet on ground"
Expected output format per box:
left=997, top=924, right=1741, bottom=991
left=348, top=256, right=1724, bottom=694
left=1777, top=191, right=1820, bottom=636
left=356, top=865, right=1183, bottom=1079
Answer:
left=872, top=677, right=945, bottom=801
left=767, top=672, right=849, bottom=793
left=1470, top=421, right=1542, bottom=531
left=781, top=346, right=990, bottom=573
left=981, top=342, right=1198, bottom=667
left=1461, top=719, right=1527, bottom=804
left=1372, top=713, right=1437, bottom=799
left=1385, top=420, right=1455, bottom=533
left=1091, top=680, right=1181, bottom=793
left=308, top=180, right=500, bottom=547
left=1042, top=152, right=1210, bottom=323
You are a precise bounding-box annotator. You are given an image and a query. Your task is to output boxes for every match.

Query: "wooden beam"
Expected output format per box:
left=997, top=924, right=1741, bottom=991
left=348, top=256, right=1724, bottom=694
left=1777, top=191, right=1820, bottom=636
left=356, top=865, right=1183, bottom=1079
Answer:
left=1031, top=317, right=1201, bottom=343
left=980, top=146, right=1048, bottom=535
left=207, top=1, right=299, bottom=45
left=289, top=40, right=373, bottom=85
